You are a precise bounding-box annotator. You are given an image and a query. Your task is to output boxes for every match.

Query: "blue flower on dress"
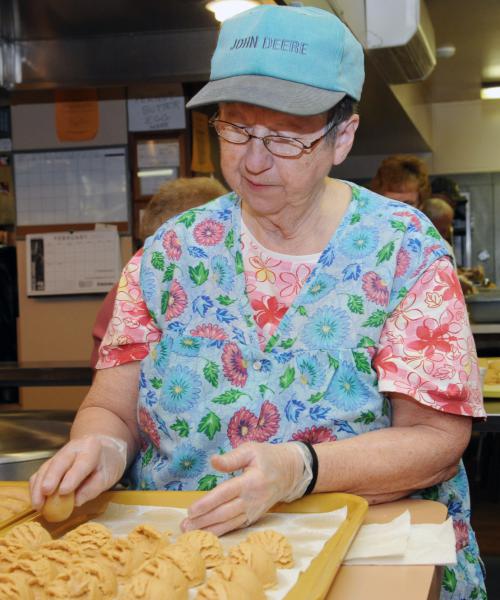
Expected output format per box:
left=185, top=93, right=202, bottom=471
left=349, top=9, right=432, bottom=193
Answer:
left=325, top=362, right=370, bottom=411
left=141, top=266, right=157, bottom=303
left=169, top=443, right=207, bottom=479
left=160, top=366, right=201, bottom=414
left=285, top=398, right=306, bottom=423
left=318, top=244, right=335, bottom=267
left=211, top=255, right=235, bottom=292
left=172, top=336, right=201, bottom=357
left=297, top=355, right=326, bottom=389
left=302, top=274, right=338, bottom=304
left=152, top=337, right=172, bottom=370
left=139, top=472, right=157, bottom=490
left=303, top=307, right=351, bottom=350
left=259, top=359, right=272, bottom=373
left=342, top=263, right=362, bottom=281
left=407, top=238, right=422, bottom=253
left=339, top=226, right=379, bottom=259
left=353, top=194, right=374, bottom=211
left=164, top=480, right=184, bottom=491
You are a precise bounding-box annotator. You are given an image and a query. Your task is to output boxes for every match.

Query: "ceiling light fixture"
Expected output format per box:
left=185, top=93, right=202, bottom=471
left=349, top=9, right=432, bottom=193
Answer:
left=480, top=82, right=500, bottom=100
left=206, top=0, right=259, bottom=22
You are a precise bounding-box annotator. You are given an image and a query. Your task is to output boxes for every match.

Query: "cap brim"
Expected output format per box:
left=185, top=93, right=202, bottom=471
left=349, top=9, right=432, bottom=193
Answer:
left=186, top=75, right=346, bottom=116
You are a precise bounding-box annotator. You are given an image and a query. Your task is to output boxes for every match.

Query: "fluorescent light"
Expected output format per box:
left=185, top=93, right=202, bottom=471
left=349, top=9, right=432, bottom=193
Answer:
left=481, top=85, right=500, bottom=100
left=137, top=168, right=176, bottom=178
left=206, top=0, right=259, bottom=22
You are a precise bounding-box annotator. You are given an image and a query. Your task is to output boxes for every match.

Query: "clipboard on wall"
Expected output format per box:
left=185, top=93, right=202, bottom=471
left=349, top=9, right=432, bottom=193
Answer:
left=26, top=230, right=122, bottom=296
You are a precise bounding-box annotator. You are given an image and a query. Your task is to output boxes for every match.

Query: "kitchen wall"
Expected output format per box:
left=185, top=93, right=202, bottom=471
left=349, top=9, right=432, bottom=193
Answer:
left=11, top=90, right=133, bottom=409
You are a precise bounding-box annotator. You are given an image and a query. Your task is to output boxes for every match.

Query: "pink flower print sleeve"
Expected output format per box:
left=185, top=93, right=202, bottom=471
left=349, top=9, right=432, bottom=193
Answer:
left=96, top=249, right=161, bottom=369
left=374, top=257, right=485, bottom=418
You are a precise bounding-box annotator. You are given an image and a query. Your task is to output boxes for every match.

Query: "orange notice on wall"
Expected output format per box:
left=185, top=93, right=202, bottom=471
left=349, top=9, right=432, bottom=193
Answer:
left=55, top=89, right=99, bottom=142
left=191, top=111, right=215, bottom=173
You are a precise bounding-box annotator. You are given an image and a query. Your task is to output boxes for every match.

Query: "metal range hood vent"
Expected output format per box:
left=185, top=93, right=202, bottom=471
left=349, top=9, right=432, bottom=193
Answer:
left=0, top=0, right=220, bottom=90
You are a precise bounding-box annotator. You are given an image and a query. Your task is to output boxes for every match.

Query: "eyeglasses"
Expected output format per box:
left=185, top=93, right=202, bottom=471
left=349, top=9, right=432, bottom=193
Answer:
left=209, top=114, right=336, bottom=158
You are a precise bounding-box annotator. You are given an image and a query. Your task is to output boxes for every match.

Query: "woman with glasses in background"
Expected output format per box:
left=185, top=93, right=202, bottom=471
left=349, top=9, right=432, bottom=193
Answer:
left=30, top=6, right=485, bottom=598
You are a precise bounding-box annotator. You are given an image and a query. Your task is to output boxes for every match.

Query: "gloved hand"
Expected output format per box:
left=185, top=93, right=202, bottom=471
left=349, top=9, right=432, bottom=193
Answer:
left=30, top=434, right=127, bottom=510
left=181, top=441, right=312, bottom=537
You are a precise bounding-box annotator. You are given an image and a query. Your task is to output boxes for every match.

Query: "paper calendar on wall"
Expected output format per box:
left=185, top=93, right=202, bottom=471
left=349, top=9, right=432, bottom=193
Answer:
left=26, top=230, right=122, bottom=296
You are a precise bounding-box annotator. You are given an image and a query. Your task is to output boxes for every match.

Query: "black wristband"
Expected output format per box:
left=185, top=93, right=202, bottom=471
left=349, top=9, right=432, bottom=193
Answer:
left=301, top=441, right=319, bottom=496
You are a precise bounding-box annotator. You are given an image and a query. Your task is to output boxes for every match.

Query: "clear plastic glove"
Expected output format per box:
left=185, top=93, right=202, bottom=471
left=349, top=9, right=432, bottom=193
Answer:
left=30, top=434, right=127, bottom=510
left=180, top=441, right=312, bottom=537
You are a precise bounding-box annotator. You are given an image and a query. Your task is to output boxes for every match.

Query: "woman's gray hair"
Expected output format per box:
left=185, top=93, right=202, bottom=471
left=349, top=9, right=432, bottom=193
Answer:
left=325, top=96, right=358, bottom=143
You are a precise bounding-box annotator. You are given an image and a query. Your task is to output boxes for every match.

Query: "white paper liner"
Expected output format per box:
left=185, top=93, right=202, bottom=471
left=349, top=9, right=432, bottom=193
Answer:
left=91, top=502, right=348, bottom=599
left=344, top=511, right=457, bottom=566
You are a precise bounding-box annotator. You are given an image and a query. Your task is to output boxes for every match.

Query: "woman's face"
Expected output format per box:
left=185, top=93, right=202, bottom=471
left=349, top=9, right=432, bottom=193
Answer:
left=218, top=103, right=356, bottom=218
left=383, top=182, right=421, bottom=208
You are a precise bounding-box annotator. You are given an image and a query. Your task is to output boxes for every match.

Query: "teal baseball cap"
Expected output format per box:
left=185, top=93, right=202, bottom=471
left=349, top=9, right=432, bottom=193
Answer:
left=187, top=5, right=364, bottom=116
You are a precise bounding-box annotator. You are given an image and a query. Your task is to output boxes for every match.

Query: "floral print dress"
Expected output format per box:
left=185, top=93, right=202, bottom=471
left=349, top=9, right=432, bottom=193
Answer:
left=97, top=185, right=486, bottom=599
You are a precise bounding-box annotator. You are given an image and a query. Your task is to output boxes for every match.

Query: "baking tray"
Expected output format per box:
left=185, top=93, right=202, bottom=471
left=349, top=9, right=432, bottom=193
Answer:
left=0, top=481, right=36, bottom=531
left=0, top=488, right=368, bottom=600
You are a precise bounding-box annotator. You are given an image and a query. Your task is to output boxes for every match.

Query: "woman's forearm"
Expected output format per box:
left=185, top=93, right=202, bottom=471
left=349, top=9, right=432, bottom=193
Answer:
left=70, top=362, right=141, bottom=465
left=313, top=396, right=471, bottom=503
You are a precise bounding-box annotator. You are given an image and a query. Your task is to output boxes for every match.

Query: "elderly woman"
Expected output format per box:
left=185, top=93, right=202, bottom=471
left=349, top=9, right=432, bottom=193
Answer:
left=31, top=6, right=485, bottom=598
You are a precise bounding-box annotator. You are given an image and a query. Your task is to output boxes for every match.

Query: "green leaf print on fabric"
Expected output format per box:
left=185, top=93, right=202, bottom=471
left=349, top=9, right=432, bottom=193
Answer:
left=426, top=226, right=441, bottom=240
left=151, top=251, right=165, bottom=271
left=307, top=392, right=324, bottom=404
left=347, top=295, right=364, bottom=314
left=264, top=334, right=279, bottom=352
left=177, top=210, right=196, bottom=228
left=354, top=411, right=376, bottom=424
left=280, top=367, right=296, bottom=389
left=397, top=286, right=408, bottom=299
left=235, top=250, right=244, bottom=275
left=280, top=338, right=296, bottom=349
left=376, top=241, right=395, bottom=265
left=203, top=361, right=219, bottom=388
left=362, top=310, right=387, bottom=327
left=443, top=567, right=457, bottom=593
left=382, top=397, right=390, bottom=417
left=197, top=474, right=218, bottom=491
left=258, top=384, right=274, bottom=397
left=328, top=354, right=339, bottom=370
left=212, top=389, right=245, bottom=405
left=163, top=263, right=176, bottom=282
left=357, top=336, right=376, bottom=348
left=464, top=549, right=476, bottom=564
left=189, top=262, right=209, bottom=286
left=421, top=485, right=439, bottom=501
left=198, top=411, right=222, bottom=440
left=161, top=291, right=170, bottom=315
left=224, top=229, right=234, bottom=250
left=297, top=306, right=308, bottom=317
left=350, top=213, right=361, bottom=225
left=171, top=418, right=190, bottom=438
left=142, top=445, right=153, bottom=466
left=150, top=377, right=162, bottom=390
left=217, top=295, right=236, bottom=306
left=352, top=350, right=371, bottom=374
left=390, top=219, right=407, bottom=233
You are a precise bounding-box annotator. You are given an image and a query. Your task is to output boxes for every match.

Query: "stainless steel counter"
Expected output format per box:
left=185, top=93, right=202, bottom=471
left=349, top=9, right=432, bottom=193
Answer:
left=0, top=410, right=74, bottom=480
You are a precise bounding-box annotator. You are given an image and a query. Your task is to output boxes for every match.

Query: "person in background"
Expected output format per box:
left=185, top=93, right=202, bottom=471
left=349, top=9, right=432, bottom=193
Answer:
left=422, top=196, right=455, bottom=260
left=370, top=154, right=430, bottom=209
left=90, top=176, right=227, bottom=368
left=431, top=175, right=465, bottom=211
left=31, top=7, right=485, bottom=598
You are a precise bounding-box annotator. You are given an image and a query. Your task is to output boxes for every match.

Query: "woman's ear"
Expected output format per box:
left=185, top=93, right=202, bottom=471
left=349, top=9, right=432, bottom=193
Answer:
left=332, top=114, right=360, bottom=165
